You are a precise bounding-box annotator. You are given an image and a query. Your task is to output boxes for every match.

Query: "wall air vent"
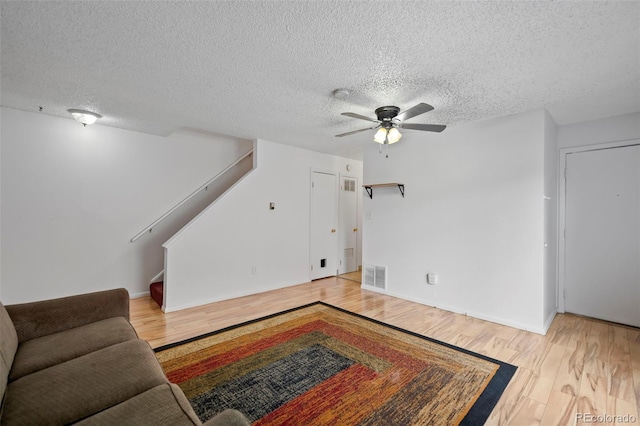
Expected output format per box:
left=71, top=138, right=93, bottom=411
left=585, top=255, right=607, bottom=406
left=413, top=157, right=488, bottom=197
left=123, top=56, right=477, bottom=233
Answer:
left=343, top=178, right=356, bottom=192
left=364, top=264, right=387, bottom=289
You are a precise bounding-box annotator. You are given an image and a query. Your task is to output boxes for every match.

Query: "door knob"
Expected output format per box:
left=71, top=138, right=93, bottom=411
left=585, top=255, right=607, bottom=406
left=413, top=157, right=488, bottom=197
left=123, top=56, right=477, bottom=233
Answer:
left=353, top=227, right=358, bottom=232
left=331, top=229, right=336, bottom=233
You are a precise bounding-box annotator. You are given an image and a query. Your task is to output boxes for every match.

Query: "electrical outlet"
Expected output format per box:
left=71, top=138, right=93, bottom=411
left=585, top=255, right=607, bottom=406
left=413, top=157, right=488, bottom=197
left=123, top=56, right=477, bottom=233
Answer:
left=427, top=273, right=437, bottom=285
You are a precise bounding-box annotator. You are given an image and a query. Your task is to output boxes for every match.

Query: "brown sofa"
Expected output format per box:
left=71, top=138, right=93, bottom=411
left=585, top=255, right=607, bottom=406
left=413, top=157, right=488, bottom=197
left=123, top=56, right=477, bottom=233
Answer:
left=0, top=288, right=250, bottom=425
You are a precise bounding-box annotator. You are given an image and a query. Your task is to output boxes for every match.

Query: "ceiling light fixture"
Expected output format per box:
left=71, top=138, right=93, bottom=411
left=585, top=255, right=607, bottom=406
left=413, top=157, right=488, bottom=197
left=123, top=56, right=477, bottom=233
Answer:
left=374, top=127, right=388, bottom=143
left=386, top=127, right=402, bottom=144
left=373, top=124, right=402, bottom=144
left=332, top=88, right=350, bottom=99
left=68, top=109, right=101, bottom=126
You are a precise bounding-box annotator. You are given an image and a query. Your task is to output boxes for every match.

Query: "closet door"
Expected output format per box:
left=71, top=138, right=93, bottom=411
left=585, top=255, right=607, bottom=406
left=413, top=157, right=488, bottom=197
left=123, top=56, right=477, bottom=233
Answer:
left=339, top=176, right=358, bottom=274
left=310, top=171, right=338, bottom=280
left=564, top=144, right=640, bottom=326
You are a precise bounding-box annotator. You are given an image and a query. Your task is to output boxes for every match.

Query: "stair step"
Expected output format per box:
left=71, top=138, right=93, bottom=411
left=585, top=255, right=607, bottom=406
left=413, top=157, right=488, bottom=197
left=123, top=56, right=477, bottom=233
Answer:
left=150, top=281, right=163, bottom=308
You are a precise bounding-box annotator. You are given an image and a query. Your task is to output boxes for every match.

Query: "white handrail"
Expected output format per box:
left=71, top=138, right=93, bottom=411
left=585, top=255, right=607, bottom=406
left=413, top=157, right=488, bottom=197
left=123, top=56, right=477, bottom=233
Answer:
left=130, top=150, right=253, bottom=243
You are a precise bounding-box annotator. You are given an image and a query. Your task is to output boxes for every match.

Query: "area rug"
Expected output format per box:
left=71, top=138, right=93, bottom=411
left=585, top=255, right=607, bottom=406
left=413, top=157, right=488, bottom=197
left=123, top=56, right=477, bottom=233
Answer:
left=155, top=302, right=516, bottom=425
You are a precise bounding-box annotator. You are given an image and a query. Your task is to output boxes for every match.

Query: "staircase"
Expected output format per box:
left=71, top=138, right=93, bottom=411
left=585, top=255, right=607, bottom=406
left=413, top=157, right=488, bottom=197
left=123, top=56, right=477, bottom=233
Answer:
left=132, top=146, right=255, bottom=311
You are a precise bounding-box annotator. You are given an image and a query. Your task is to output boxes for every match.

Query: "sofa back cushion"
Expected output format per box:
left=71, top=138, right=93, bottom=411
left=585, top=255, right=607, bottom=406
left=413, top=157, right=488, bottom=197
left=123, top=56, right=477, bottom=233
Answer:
left=0, top=302, right=19, bottom=404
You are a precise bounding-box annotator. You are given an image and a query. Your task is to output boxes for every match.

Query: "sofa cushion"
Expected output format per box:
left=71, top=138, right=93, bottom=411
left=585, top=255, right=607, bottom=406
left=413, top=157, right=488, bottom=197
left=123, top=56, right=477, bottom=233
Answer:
left=1, top=339, right=167, bottom=425
left=75, top=383, right=200, bottom=426
left=0, top=302, right=18, bottom=402
left=203, top=409, right=252, bottom=426
left=76, top=384, right=251, bottom=426
left=9, top=316, right=137, bottom=381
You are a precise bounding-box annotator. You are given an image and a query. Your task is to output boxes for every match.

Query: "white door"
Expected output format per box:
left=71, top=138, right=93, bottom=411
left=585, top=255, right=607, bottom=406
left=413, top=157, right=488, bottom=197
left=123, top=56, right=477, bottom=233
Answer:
left=310, top=172, right=338, bottom=280
left=339, top=176, right=358, bottom=274
left=564, top=144, right=640, bottom=327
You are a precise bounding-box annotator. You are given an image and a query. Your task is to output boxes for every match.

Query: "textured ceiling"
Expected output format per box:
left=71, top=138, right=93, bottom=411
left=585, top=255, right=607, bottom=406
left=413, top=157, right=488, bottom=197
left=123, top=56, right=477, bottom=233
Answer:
left=1, top=1, right=639, bottom=159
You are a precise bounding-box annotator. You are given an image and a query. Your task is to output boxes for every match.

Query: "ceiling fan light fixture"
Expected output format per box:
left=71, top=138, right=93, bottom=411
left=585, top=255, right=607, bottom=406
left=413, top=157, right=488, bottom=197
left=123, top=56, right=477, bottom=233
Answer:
left=68, top=109, right=101, bottom=126
left=373, top=127, right=388, bottom=144
left=336, top=102, right=444, bottom=141
left=387, top=127, right=402, bottom=144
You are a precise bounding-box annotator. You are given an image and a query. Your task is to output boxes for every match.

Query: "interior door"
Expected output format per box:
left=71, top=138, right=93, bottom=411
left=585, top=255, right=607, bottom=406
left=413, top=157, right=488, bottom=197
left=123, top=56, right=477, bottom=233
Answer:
left=564, top=144, right=640, bottom=326
left=310, top=171, right=338, bottom=280
left=339, top=176, right=358, bottom=274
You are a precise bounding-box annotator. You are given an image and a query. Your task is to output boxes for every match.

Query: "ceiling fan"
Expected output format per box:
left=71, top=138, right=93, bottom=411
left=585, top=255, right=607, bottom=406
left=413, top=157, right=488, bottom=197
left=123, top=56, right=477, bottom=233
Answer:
left=335, top=103, right=446, bottom=144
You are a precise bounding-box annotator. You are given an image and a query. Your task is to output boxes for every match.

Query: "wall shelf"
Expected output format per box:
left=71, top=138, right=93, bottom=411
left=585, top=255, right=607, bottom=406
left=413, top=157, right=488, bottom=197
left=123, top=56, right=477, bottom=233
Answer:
left=363, top=183, right=404, bottom=199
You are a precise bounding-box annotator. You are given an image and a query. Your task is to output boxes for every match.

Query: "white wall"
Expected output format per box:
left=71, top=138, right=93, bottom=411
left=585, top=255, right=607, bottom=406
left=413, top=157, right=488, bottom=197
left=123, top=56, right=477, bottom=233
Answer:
left=163, top=139, right=363, bottom=311
left=557, top=112, right=640, bottom=149
left=543, top=111, right=558, bottom=329
left=0, top=107, right=252, bottom=303
left=363, top=109, right=548, bottom=333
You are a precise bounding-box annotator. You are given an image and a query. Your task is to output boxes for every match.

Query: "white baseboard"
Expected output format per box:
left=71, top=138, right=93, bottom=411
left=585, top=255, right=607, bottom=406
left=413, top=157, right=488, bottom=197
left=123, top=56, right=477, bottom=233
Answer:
left=361, top=284, right=549, bottom=335
left=130, top=291, right=150, bottom=299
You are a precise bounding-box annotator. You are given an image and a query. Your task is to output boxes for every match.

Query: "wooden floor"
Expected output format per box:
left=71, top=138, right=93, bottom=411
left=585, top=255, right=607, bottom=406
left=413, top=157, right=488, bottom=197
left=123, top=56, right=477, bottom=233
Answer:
left=130, top=276, right=640, bottom=425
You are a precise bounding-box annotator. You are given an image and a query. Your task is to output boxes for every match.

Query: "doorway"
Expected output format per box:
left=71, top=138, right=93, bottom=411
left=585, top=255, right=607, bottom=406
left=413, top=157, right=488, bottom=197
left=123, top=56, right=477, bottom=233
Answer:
left=561, top=142, right=640, bottom=327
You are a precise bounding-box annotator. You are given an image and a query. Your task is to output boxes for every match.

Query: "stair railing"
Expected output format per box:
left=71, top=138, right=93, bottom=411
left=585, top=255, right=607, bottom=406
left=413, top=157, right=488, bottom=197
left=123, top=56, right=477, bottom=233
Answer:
left=130, top=150, right=253, bottom=242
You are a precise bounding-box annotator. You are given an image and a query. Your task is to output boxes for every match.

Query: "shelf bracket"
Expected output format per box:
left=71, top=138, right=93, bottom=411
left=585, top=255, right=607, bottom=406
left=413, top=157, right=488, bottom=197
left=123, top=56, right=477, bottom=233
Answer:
left=365, top=186, right=373, bottom=199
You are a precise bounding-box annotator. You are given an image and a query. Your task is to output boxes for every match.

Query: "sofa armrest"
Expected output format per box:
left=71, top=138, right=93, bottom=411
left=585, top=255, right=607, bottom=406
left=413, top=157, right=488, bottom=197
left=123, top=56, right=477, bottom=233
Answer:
left=5, top=288, right=130, bottom=343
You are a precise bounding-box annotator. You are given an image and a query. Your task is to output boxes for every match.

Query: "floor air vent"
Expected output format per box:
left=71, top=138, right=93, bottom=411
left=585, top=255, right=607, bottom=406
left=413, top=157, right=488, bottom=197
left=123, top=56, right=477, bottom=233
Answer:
left=364, top=264, right=387, bottom=289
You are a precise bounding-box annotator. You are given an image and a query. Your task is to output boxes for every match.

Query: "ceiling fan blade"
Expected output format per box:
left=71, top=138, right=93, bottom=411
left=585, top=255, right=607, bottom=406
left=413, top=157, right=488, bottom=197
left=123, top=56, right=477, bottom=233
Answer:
left=396, top=103, right=434, bottom=122
left=400, top=123, right=447, bottom=133
left=335, top=126, right=378, bottom=137
left=341, top=112, right=379, bottom=123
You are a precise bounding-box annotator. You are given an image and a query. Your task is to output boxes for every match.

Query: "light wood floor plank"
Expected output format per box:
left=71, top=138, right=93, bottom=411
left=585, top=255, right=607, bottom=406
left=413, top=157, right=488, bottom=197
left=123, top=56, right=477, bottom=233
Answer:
left=540, top=389, right=577, bottom=426
left=129, top=277, right=640, bottom=423
left=528, top=343, right=567, bottom=405
left=508, top=396, right=547, bottom=426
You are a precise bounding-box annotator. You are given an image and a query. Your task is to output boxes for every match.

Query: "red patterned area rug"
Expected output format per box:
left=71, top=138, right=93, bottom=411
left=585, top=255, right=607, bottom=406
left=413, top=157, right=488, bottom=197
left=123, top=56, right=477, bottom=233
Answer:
left=155, top=302, right=516, bottom=425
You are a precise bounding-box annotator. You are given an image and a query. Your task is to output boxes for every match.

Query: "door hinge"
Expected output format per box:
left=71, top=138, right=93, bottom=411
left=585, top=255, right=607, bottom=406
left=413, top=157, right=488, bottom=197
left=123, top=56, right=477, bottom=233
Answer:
left=310, top=264, right=313, bottom=271
left=564, top=228, right=567, bottom=239
left=312, top=181, right=315, bottom=188
left=564, top=168, right=568, bottom=179
left=563, top=288, right=567, bottom=299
